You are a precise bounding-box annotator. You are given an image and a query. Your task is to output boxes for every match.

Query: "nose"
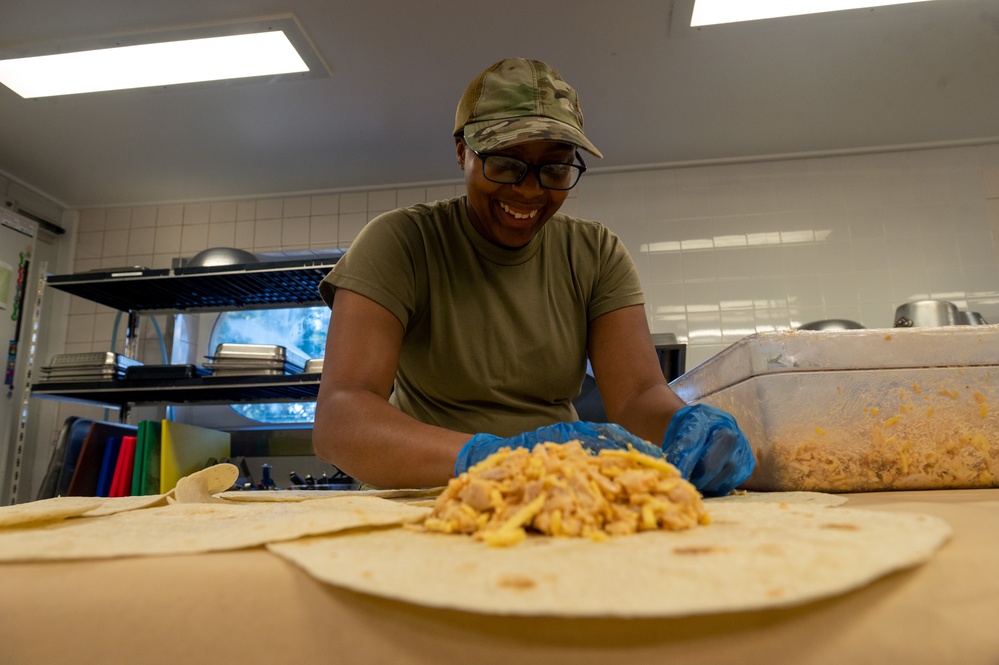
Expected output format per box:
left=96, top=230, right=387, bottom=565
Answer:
left=511, top=167, right=545, bottom=195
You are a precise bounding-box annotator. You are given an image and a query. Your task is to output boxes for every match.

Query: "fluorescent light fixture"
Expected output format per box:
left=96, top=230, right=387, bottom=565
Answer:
left=0, top=16, right=329, bottom=98
left=690, top=0, right=937, bottom=26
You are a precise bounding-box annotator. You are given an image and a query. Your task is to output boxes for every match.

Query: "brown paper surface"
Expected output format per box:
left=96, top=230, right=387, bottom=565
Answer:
left=1, top=489, right=996, bottom=665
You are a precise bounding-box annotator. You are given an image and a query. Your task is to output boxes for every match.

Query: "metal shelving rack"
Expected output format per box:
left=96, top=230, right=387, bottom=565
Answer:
left=30, top=373, right=324, bottom=410
left=30, top=253, right=343, bottom=416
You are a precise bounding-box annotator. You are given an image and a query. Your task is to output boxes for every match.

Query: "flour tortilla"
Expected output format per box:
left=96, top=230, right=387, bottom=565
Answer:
left=219, top=487, right=444, bottom=502
left=172, top=463, right=240, bottom=504
left=0, top=495, right=429, bottom=562
left=706, top=491, right=848, bottom=507
left=0, top=463, right=241, bottom=529
left=266, top=500, right=951, bottom=617
left=0, top=494, right=168, bottom=527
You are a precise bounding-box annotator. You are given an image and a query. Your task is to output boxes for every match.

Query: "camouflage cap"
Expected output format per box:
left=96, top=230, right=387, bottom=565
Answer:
left=453, top=58, right=602, bottom=158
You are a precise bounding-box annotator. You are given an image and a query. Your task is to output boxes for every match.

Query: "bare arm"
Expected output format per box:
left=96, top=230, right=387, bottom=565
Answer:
left=312, top=288, right=470, bottom=488
left=587, top=304, right=687, bottom=443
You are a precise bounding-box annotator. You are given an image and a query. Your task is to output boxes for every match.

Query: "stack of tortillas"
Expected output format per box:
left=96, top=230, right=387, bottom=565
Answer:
left=0, top=464, right=430, bottom=560
left=0, top=465, right=952, bottom=617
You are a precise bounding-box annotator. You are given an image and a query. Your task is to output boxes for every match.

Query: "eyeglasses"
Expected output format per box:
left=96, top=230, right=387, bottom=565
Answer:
left=467, top=145, right=587, bottom=191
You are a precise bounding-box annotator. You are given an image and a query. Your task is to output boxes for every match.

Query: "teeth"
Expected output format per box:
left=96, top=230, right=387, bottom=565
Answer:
left=500, top=202, right=537, bottom=220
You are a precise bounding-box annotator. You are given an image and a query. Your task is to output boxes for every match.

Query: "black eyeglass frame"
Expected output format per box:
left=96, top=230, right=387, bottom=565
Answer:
left=465, top=144, right=587, bottom=191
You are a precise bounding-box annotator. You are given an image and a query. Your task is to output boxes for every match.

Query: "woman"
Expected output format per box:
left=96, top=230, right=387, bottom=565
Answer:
left=313, top=58, right=753, bottom=494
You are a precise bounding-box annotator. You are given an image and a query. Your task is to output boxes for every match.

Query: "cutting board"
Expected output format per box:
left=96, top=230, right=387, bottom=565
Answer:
left=65, top=421, right=137, bottom=496
left=135, top=420, right=162, bottom=496
left=159, top=421, right=230, bottom=493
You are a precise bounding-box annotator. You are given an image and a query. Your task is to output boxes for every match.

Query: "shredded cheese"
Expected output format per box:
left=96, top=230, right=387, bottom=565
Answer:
left=424, top=441, right=708, bottom=547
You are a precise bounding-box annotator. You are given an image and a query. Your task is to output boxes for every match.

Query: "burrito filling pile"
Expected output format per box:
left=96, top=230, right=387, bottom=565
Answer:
left=424, top=440, right=709, bottom=546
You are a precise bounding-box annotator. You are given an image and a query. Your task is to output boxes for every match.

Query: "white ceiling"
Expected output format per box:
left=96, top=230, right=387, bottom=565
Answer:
left=1, top=0, right=997, bottom=209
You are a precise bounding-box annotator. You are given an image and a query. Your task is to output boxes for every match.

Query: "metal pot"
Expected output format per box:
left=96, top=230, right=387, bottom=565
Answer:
left=186, top=247, right=258, bottom=267
left=797, top=319, right=865, bottom=331
left=957, top=311, right=988, bottom=325
left=893, top=300, right=960, bottom=328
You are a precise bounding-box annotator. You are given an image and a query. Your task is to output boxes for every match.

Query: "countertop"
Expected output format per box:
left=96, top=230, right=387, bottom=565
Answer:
left=1, top=489, right=996, bottom=665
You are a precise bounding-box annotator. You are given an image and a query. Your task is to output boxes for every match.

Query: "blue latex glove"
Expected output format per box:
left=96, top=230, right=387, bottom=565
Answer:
left=455, top=421, right=664, bottom=475
left=662, top=404, right=755, bottom=497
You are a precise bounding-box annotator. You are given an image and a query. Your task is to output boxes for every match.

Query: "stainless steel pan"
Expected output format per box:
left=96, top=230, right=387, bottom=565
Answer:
left=893, top=300, right=960, bottom=327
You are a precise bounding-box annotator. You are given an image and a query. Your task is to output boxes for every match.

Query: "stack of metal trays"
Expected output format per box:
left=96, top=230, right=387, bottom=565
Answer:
left=40, top=352, right=143, bottom=382
left=204, top=343, right=307, bottom=377
left=124, top=364, right=210, bottom=381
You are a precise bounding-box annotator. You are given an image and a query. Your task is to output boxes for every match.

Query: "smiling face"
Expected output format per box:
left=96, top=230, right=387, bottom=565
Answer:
left=456, top=138, right=574, bottom=249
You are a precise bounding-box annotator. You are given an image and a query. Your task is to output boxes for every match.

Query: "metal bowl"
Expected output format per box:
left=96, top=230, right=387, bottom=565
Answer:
left=957, top=311, right=989, bottom=325
left=797, top=319, right=865, bottom=331
left=186, top=247, right=258, bottom=267
left=894, top=300, right=959, bottom=328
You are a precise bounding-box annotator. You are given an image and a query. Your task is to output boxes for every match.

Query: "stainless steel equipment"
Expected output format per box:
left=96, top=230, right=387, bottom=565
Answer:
left=186, top=247, right=258, bottom=268
left=798, top=319, right=865, bottom=331
left=204, top=343, right=307, bottom=376
left=40, top=352, right=142, bottom=382
left=957, top=311, right=989, bottom=325
left=894, top=300, right=960, bottom=327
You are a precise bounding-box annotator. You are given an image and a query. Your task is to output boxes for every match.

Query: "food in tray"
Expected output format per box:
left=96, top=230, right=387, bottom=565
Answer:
left=742, top=377, right=999, bottom=492
left=671, top=327, right=999, bottom=493
left=424, top=440, right=708, bottom=546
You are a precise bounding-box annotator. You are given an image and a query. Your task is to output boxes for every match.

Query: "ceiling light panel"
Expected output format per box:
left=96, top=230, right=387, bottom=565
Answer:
left=0, top=15, right=330, bottom=98
left=690, top=0, right=937, bottom=26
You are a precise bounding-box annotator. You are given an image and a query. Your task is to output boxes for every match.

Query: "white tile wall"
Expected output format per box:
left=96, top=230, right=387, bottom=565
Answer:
left=64, top=144, right=999, bottom=373
left=576, top=145, right=999, bottom=367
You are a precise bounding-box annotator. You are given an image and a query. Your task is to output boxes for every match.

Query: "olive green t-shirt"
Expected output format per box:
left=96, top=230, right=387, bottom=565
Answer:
left=319, top=196, right=644, bottom=437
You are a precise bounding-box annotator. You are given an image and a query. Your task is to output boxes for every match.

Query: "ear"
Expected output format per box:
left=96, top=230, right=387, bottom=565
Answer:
left=455, top=137, right=466, bottom=170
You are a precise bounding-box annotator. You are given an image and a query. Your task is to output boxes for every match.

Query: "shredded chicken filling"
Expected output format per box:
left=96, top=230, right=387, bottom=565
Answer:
left=424, top=441, right=709, bottom=547
left=769, top=384, right=997, bottom=492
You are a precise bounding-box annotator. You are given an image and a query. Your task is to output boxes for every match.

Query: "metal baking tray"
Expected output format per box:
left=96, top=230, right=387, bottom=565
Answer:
left=205, top=368, right=295, bottom=377
left=204, top=358, right=304, bottom=370
left=205, top=358, right=296, bottom=371
left=205, top=357, right=294, bottom=366
left=303, top=358, right=323, bottom=374
left=212, top=343, right=288, bottom=359
left=39, top=368, right=125, bottom=382
left=124, top=364, right=210, bottom=380
left=44, top=352, right=143, bottom=370
left=207, top=344, right=308, bottom=369
left=205, top=361, right=301, bottom=370
left=42, top=365, right=125, bottom=376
